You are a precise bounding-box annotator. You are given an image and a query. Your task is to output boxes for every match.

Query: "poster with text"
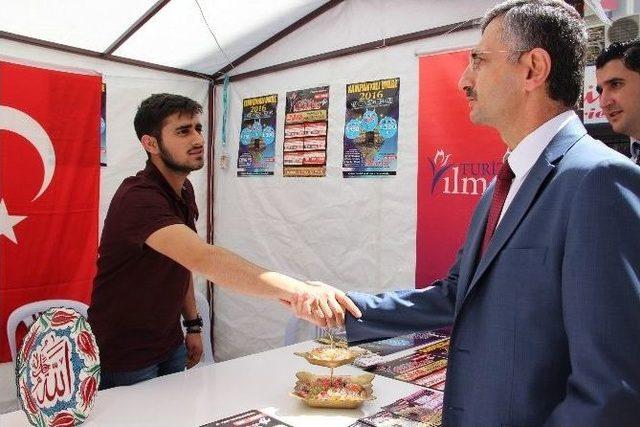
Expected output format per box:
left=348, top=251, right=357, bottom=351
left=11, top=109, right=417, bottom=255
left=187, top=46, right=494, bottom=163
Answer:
left=284, top=86, right=329, bottom=177
left=343, top=77, right=399, bottom=177
left=237, top=94, right=277, bottom=176
left=583, top=65, right=607, bottom=124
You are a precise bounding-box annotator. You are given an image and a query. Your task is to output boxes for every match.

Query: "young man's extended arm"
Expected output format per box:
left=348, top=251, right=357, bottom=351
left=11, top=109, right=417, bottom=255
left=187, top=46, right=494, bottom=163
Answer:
left=146, top=224, right=361, bottom=327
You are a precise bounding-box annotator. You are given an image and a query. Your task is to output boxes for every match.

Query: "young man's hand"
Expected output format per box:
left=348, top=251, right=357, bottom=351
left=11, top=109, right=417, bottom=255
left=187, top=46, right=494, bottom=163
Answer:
left=185, top=333, right=203, bottom=369
left=285, top=281, right=362, bottom=328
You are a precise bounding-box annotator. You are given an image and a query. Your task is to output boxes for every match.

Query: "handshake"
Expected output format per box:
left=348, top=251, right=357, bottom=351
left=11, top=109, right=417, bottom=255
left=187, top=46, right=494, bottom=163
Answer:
left=281, top=281, right=362, bottom=329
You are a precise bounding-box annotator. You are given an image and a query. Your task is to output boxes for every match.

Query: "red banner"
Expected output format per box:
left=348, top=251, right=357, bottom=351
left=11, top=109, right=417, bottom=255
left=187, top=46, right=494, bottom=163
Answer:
left=416, top=51, right=504, bottom=287
left=0, top=62, right=101, bottom=362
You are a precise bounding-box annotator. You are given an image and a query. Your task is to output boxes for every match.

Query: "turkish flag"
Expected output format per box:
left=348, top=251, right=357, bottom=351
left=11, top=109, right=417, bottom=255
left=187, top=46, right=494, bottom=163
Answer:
left=0, top=61, right=101, bottom=362
left=416, top=51, right=504, bottom=287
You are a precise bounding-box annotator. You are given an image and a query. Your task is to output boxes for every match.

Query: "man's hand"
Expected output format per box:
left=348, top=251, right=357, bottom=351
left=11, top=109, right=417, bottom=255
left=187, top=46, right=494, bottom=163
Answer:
left=286, top=281, right=362, bottom=328
left=185, top=333, right=203, bottom=369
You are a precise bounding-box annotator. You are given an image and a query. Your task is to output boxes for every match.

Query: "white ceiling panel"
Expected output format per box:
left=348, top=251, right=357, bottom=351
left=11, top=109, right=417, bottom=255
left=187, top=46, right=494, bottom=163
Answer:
left=113, top=0, right=329, bottom=75
left=0, top=0, right=159, bottom=52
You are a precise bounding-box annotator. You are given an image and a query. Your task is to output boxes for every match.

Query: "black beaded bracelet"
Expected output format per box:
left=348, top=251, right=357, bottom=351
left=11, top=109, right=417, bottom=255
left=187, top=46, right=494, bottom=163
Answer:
left=186, top=327, right=202, bottom=334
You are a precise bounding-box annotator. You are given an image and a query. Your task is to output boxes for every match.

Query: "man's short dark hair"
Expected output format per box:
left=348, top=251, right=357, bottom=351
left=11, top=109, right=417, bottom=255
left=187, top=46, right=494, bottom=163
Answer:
left=134, top=93, right=203, bottom=141
left=595, top=39, right=640, bottom=72
left=481, top=0, right=587, bottom=108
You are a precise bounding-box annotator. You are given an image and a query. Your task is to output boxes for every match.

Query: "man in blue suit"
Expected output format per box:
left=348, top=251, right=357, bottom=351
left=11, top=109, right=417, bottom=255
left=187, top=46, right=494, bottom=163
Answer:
left=294, top=1, right=640, bottom=425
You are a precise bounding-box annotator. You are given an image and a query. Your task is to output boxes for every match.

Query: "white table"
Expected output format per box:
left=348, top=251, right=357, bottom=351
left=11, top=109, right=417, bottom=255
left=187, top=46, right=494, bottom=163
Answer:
left=0, top=341, right=424, bottom=426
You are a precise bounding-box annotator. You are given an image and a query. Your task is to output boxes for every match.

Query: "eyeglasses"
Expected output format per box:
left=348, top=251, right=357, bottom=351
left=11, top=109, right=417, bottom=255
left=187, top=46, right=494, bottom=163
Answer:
left=468, top=49, right=529, bottom=70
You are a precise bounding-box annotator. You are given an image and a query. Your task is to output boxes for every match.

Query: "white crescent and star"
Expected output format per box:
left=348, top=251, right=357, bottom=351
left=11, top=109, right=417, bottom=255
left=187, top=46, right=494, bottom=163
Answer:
left=0, top=199, right=26, bottom=244
left=0, top=105, right=56, bottom=244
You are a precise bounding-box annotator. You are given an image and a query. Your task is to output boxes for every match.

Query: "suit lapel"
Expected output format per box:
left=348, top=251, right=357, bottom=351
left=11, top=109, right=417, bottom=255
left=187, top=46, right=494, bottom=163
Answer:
left=462, top=117, right=588, bottom=302
left=454, top=190, right=492, bottom=315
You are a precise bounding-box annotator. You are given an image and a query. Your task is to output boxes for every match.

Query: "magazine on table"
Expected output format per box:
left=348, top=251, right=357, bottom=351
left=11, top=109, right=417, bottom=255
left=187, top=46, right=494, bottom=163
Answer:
left=200, top=409, right=292, bottom=427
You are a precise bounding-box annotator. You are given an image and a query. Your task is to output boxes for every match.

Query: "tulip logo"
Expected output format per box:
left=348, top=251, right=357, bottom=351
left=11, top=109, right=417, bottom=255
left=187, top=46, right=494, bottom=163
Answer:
left=427, top=149, right=453, bottom=194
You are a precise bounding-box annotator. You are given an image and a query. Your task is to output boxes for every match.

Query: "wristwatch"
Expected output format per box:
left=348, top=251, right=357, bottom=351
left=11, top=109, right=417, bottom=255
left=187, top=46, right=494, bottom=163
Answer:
left=183, top=314, right=203, bottom=328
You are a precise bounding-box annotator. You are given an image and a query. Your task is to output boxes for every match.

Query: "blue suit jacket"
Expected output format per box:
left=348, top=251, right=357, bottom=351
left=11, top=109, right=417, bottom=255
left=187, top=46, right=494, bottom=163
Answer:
left=346, top=118, right=640, bottom=427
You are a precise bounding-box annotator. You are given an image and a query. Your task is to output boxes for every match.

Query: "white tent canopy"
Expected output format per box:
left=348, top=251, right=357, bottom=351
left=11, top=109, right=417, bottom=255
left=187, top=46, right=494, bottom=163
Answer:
left=0, top=0, right=333, bottom=76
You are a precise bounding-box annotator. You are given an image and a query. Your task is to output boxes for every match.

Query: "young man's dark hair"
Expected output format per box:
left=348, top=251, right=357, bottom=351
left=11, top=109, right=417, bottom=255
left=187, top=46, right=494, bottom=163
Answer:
left=595, top=38, right=640, bottom=72
left=133, top=93, right=203, bottom=141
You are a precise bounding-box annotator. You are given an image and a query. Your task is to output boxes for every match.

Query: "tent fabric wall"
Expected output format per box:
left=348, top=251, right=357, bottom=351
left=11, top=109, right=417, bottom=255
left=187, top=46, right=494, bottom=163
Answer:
left=211, top=0, right=502, bottom=362
left=0, top=39, right=210, bottom=411
left=229, top=0, right=496, bottom=76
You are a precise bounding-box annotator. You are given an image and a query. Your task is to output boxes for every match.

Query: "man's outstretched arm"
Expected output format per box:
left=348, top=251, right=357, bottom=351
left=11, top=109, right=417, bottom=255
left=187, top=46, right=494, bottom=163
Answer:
left=146, top=223, right=361, bottom=326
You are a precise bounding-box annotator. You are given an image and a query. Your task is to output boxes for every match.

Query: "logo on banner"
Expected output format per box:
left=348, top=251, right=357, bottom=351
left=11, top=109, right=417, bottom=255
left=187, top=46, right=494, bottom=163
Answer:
left=427, top=149, right=453, bottom=193
left=427, top=148, right=501, bottom=196
left=0, top=105, right=56, bottom=244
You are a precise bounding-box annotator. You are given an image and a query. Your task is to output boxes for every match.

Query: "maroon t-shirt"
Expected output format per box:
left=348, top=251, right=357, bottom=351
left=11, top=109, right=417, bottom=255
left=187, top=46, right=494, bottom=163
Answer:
left=88, top=161, right=198, bottom=372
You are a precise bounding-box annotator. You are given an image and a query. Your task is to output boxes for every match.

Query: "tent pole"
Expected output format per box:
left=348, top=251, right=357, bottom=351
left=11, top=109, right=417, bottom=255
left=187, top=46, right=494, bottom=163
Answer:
left=0, top=30, right=212, bottom=81
left=103, top=0, right=173, bottom=55
left=206, top=81, right=216, bottom=358
left=217, top=19, right=480, bottom=83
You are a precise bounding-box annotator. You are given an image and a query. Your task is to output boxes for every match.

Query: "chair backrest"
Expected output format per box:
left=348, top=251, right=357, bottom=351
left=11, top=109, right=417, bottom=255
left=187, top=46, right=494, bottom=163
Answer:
left=181, top=292, right=214, bottom=367
left=7, top=299, right=89, bottom=363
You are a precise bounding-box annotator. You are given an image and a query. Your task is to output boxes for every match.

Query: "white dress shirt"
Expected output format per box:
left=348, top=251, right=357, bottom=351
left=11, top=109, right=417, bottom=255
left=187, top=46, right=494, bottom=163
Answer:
left=631, top=138, right=639, bottom=164
left=497, top=110, right=576, bottom=225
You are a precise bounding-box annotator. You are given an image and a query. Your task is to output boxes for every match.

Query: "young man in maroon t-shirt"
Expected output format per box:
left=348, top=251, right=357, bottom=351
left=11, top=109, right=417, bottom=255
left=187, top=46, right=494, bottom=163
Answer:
left=88, top=93, right=360, bottom=389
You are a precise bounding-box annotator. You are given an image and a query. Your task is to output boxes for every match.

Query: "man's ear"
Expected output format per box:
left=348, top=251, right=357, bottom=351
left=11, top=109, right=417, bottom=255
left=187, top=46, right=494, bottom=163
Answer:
left=141, top=134, right=159, bottom=155
left=522, top=47, right=552, bottom=93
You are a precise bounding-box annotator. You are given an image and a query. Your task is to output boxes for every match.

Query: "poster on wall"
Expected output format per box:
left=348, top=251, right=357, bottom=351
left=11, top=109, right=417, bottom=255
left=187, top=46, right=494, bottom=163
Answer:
left=283, top=86, right=329, bottom=177
left=415, top=51, right=504, bottom=287
left=100, top=82, right=107, bottom=166
left=583, top=65, right=607, bottom=124
left=237, top=94, right=277, bottom=176
left=342, top=77, right=399, bottom=177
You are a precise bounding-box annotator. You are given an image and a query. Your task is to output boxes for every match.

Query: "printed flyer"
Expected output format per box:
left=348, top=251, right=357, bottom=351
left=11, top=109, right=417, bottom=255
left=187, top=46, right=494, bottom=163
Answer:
left=343, top=77, right=399, bottom=177
left=283, top=86, right=329, bottom=177
left=370, top=338, right=450, bottom=387
left=381, top=389, right=444, bottom=426
left=237, top=94, right=277, bottom=176
left=201, top=409, right=292, bottom=427
left=358, top=332, right=447, bottom=357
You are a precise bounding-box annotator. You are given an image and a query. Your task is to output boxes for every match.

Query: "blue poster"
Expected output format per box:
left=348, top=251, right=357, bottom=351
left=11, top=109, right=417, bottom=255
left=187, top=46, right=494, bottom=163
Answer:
left=237, top=94, right=277, bottom=176
left=343, top=78, right=399, bottom=177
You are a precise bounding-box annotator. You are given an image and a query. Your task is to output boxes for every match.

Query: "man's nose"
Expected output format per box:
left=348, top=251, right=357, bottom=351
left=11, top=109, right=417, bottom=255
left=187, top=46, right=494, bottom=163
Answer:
left=599, top=90, right=612, bottom=108
left=458, top=64, right=472, bottom=93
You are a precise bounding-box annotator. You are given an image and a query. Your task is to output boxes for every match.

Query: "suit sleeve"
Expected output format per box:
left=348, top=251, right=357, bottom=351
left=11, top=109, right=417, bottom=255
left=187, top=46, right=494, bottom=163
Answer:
left=345, top=247, right=462, bottom=343
left=543, top=160, right=640, bottom=427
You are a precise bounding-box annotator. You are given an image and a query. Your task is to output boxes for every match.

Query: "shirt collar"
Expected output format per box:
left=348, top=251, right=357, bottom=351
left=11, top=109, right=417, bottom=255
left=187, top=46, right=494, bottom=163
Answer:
left=631, top=138, right=640, bottom=162
left=507, top=110, right=577, bottom=178
left=140, top=160, right=185, bottom=202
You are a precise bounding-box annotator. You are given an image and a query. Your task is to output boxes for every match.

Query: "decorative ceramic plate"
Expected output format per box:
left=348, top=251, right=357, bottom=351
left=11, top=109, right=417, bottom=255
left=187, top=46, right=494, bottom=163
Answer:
left=16, top=307, right=100, bottom=427
left=291, top=371, right=375, bottom=409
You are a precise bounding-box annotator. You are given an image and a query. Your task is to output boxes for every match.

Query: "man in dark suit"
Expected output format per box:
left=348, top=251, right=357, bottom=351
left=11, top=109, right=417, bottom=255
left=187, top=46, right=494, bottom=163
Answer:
left=596, top=39, right=640, bottom=164
left=294, top=1, right=640, bottom=425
